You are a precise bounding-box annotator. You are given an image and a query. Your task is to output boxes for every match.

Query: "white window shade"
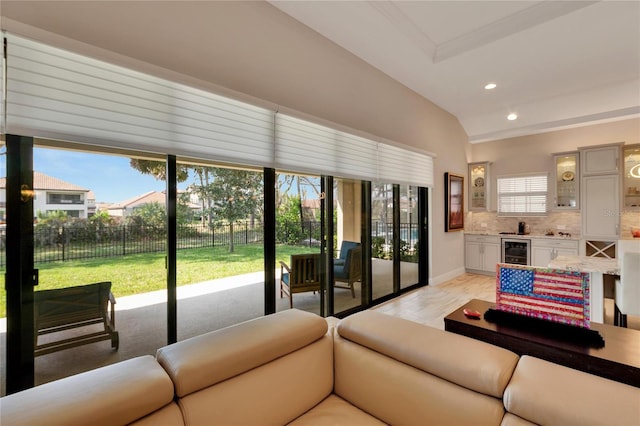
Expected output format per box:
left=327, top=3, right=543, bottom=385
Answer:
left=4, top=34, right=435, bottom=188
left=497, top=174, right=548, bottom=216
left=275, top=113, right=378, bottom=181
left=378, top=143, right=434, bottom=187
left=4, top=34, right=274, bottom=168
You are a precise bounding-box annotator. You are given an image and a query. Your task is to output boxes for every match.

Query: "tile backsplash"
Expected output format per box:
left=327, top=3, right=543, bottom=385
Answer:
left=466, top=211, right=581, bottom=236
left=466, top=210, right=639, bottom=238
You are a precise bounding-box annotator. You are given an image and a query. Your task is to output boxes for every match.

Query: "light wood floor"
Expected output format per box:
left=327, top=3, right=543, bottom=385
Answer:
left=372, top=272, right=640, bottom=331
left=373, top=273, right=495, bottom=329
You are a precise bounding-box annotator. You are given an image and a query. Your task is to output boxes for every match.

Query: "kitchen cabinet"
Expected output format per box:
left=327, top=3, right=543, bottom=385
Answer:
left=531, top=238, right=579, bottom=267
left=581, top=144, right=620, bottom=176
left=581, top=174, right=620, bottom=239
left=468, top=162, right=489, bottom=211
left=622, top=144, right=640, bottom=210
left=552, top=152, right=579, bottom=210
left=580, top=143, right=621, bottom=240
left=465, top=234, right=500, bottom=274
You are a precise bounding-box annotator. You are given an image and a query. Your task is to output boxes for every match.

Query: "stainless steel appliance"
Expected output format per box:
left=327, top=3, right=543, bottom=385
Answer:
left=501, top=238, right=531, bottom=265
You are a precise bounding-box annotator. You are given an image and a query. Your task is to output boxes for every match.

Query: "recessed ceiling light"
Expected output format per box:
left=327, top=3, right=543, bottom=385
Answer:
left=484, top=83, right=497, bottom=90
left=507, top=113, right=518, bottom=121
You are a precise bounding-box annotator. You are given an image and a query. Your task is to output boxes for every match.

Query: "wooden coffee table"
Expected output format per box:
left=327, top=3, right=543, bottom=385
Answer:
left=444, top=299, right=640, bottom=388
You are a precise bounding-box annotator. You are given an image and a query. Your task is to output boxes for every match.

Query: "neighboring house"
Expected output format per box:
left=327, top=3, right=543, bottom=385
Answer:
left=106, top=190, right=166, bottom=217
left=106, top=190, right=201, bottom=218
left=0, top=171, right=92, bottom=219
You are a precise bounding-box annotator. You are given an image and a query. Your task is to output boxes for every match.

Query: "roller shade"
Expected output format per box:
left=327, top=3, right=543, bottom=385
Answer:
left=378, top=143, right=434, bottom=187
left=4, top=33, right=435, bottom=187
left=275, top=113, right=378, bottom=181
left=4, top=34, right=275, bottom=168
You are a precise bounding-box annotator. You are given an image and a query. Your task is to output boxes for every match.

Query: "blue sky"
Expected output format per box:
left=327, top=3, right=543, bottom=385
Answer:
left=0, top=148, right=170, bottom=203
left=0, top=147, right=315, bottom=203
left=34, top=149, right=169, bottom=203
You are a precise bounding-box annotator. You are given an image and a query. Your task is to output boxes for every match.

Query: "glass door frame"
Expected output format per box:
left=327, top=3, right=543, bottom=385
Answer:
left=5, top=134, right=36, bottom=394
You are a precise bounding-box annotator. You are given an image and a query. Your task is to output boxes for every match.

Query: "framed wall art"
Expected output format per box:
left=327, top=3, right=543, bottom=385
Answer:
left=445, top=172, right=464, bottom=232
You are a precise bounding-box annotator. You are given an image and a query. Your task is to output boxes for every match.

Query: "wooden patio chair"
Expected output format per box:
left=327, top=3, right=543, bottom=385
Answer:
left=34, top=281, right=119, bottom=356
left=334, top=245, right=361, bottom=298
left=280, top=253, right=321, bottom=308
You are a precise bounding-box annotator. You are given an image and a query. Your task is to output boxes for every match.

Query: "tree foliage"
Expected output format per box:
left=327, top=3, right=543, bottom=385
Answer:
left=129, top=159, right=190, bottom=182
left=203, top=168, right=263, bottom=252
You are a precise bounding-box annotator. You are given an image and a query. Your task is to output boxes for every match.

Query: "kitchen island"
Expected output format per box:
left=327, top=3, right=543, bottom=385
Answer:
left=548, top=255, right=619, bottom=324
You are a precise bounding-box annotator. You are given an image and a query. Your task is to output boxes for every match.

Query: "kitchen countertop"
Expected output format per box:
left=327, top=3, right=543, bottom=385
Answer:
left=464, top=231, right=579, bottom=241
left=549, top=255, right=619, bottom=275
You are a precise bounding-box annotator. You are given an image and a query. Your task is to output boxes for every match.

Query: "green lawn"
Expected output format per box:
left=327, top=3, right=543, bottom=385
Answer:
left=0, top=244, right=317, bottom=318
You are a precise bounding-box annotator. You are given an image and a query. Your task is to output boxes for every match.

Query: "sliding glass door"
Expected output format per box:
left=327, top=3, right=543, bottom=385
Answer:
left=332, top=177, right=364, bottom=313
left=31, top=146, right=168, bottom=387
left=275, top=173, right=322, bottom=314
left=176, top=162, right=265, bottom=339
left=371, top=183, right=395, bottom=301
left=400, top=185, right=420, bottom=289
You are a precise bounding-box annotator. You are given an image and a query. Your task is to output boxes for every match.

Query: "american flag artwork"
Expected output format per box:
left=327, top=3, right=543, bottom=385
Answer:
left=496, top=264, right=591, bottom=328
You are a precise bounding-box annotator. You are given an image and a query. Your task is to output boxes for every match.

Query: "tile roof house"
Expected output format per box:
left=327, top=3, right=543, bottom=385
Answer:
left=0, top=172, right=94, bottom=220
left=106, top=190, right=201, bottom=217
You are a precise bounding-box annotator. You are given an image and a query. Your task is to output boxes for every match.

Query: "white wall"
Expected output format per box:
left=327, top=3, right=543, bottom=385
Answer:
left=1, top=1, right=470, bottom=283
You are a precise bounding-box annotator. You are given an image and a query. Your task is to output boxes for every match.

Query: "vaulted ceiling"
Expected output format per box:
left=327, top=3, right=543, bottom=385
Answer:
left=269, top=1, right=640, bottom=143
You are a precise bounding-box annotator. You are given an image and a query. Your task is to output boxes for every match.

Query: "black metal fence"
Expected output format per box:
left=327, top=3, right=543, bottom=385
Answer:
left=0, top=220, right=418, bottom=267
left=0, top=221, right=320, bottom=268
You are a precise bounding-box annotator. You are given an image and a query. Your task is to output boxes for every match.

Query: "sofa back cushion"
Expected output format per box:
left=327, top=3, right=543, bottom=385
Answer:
left=156, top=309, right=333, bottom=425
left=504, top=355, right=640, bottom=426
left=334, top=310, right=519, bottom=425
left=178, top=334, right=333, bottom=425
left=0, top=356, right=176, bottom=426
left=157, top=308, right=328, bottom=397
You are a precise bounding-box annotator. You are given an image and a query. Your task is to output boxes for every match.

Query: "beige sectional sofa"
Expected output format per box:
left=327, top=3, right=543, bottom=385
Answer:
left=1, top=309, right=639, bottom=425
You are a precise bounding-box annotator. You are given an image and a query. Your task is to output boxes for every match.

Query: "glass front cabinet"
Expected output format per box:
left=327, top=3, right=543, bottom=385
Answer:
left=468, top=162, right=489, bottom=211
left=623, top=144, right=640, bottom=209
left=552, top=152, right=579, bottom=210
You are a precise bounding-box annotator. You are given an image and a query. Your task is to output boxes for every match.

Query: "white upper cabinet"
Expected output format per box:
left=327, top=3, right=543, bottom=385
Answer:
left=552, top=152, right=579, bottom=210
left=622, top=144, right=640, bottom=210
left=468, top=162, right=489, bottom=211
left=581, top=144, right=620, bottom=176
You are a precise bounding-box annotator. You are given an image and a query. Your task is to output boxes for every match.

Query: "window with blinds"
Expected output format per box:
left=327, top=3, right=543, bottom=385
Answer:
left=497, top=174, right=548, bottom=216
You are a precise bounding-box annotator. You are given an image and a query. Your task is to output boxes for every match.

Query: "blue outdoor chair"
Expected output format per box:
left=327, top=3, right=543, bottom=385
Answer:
left=334, top=244, right=361, bottom=298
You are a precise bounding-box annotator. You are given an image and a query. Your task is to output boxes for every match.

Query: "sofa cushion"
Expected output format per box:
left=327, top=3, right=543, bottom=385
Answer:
left=157, top=308, right=328, bottom=397
left=288, top=394, right=386, bottom=425
left=500, top=412, right=537, bottom=426
left=0, top=356, right=174, bottom=426
left=334, top=333, right=506, bottom=425
left=130, top=403, right=185, bottom=426
left=504, top=355, right=640, bottom=426
left=177, top=334, right=334, bottom=425
left=337, top=310, right=519, bottom=397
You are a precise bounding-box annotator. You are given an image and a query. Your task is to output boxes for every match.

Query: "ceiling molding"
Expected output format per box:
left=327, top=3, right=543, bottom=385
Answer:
left=368, top=1, right=437, bottom=61
left=434, top=1, right=599, bottom=62
left=469, top=107, right=640, bottom=144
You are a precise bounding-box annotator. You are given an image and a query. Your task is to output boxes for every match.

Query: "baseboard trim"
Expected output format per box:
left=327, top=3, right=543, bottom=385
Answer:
left=430, top=267, right=466, bottom=286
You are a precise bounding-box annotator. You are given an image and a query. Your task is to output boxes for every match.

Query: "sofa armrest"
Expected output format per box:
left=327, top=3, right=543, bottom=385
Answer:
left=0, top=356, right=174, bottom=426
